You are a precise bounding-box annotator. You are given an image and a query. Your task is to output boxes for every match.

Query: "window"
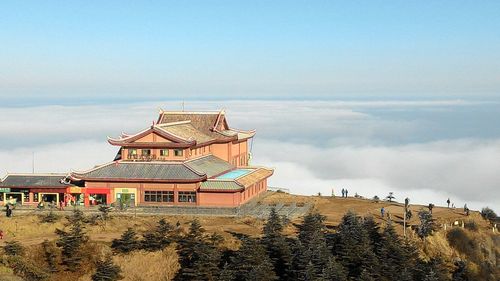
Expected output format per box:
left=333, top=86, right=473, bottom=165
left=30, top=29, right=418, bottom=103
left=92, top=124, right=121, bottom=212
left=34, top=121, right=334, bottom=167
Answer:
left=160, top=149, right=169, bottom=156
left=144, top=191, right=174, bottom=203
left=174, top=149, right=183, bottom=157
left=128, top=149, right=137, bottom=158
left=178, top=191, right=196, bottom=203
left=141, top=149, right=151, bottom=156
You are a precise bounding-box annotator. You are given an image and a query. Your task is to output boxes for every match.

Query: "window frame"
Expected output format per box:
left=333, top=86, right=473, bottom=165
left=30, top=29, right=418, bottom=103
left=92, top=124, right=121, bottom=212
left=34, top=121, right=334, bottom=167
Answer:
left=174, top=149, right=184, bottom=157
left=160, top=149, right=169, bottom=157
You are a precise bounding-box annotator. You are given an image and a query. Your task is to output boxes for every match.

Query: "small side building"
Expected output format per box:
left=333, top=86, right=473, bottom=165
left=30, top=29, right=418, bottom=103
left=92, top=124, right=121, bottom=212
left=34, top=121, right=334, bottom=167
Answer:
left=0, top=174, right=81, bottom=206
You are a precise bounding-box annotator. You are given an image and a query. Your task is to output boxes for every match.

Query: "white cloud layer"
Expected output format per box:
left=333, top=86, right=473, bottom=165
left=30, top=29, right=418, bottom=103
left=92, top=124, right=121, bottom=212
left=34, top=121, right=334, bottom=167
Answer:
left=0, top=99, right=498, bottom=212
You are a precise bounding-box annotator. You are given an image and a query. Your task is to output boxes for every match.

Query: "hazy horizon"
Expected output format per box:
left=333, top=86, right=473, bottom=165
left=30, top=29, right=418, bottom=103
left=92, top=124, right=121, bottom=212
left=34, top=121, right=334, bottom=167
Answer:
left=1, top=98, right=499, bottom=213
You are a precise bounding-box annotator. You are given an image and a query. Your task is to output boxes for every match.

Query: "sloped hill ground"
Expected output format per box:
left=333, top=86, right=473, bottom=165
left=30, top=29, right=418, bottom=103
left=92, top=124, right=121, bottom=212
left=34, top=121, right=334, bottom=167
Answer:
left=0, top=191, right=498, bottom=280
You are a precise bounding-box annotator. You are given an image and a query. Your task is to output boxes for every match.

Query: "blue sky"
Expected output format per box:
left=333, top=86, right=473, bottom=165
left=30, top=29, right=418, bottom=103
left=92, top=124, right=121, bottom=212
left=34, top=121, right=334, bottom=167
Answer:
left=0, top=2, right=499, bottom=211
left=1, top=1, right=499, bottom=101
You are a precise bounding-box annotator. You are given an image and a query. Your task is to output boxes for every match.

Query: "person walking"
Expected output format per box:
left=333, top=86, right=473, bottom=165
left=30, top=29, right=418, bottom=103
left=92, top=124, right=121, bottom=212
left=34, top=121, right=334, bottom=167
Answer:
left=345, top=189, right=348, bottom=198
left=5, top=204, right=12, bottom=217
left=381, top=207, right=385, bottom=218
left=447, top=198, right=450, bottom=208
left=59, top=200, right=64, bottom=211
left=428, top=203, right=434, bottom=214
left=341, top=188, right=345, bottom=198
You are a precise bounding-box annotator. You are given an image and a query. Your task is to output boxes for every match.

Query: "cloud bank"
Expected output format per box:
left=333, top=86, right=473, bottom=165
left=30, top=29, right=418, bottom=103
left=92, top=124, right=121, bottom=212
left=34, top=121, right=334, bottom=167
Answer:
left=0, top=99, right=498, bottom=211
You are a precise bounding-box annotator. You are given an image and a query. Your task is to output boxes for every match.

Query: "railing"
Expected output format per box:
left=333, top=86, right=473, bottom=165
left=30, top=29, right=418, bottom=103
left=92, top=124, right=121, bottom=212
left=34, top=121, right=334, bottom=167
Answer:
left=127, top=155, right=167, bottom=161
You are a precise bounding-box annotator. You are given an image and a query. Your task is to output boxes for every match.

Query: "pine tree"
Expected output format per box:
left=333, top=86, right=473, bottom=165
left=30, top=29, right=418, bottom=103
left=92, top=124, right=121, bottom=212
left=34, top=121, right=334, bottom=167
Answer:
left=452, top=260, right=469, bottom=281
left=377, top=223, right=408, bottom=280
left=231, top=237, right=277, bottom=281
left=417, top=210, right=436, bottom=239
left=262, top=208, right=292, bottom=281
left=218, top=262, right=235, bottom=281
left=4, top=240, right=25, bottom=256
left=334, top=211, right=379, bottom=279
left=55, top=210, right=89, bottom=271
left=41, top=239, right=59, bottom=273
left=175, top=219, right=222, bottom=281
left=8, top=256, right=50, bottom=281
left=92, top=254, right=123, bottom=281
left=358, top=269, right=375, bottom=281
left=111, top=227, right=140, bottom=254
left=363, top=216, right=382, bottom=251
left=320, top=257, right=348, bottom=281
left=141, top=218, right=173, bottom=251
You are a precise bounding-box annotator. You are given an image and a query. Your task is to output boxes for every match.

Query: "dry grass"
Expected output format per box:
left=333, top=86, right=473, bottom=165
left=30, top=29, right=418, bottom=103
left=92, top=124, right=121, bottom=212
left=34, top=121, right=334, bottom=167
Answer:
left=79, top=246, right=179, bottom=281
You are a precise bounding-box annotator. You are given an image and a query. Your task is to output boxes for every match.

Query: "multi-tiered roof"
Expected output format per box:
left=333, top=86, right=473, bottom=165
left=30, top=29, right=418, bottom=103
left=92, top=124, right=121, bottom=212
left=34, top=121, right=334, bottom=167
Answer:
left=108, top=110, right=255, bottom=148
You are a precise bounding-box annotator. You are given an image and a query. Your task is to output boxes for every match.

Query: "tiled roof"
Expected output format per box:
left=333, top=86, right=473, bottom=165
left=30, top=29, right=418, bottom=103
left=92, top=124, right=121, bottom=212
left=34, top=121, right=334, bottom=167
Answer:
left=157, top=111, right=236, bottom=141
left=199, top=167, right=274, bottom=191
left=71, top=162, right=205, bottom=182
left=156, top=123, right=214, bottom=144
left=0, top=174, right=72, bottom=188
left=236, top=168, right=274, bottom=187
left=200, top=180, right=243, bottom=191
left=185, top=155, right=234, bottom=178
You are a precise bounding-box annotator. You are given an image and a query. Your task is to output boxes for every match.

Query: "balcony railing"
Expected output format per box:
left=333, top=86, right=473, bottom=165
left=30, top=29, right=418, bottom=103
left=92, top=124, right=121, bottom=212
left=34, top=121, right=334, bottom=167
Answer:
left=127, top=155, right=169, bottom=161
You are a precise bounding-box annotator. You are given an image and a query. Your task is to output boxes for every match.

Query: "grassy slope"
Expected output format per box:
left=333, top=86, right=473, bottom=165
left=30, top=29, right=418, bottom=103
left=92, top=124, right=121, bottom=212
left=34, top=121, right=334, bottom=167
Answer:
left=0, top=192, right=497, bottom=280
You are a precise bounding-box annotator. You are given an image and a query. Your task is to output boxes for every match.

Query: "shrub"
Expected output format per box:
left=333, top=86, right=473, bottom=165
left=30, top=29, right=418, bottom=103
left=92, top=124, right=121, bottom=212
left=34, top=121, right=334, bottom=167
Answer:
left=446, top=228, right=480, bottom=261
left=39, top=211, right=61, bottom=223
left=464, top=220, right=478, bottom=232
left=8, top=256, right=49, bottom=281
left=480, top=207, right=497, bottom=222
left=4, top=241, right=25, bottom=256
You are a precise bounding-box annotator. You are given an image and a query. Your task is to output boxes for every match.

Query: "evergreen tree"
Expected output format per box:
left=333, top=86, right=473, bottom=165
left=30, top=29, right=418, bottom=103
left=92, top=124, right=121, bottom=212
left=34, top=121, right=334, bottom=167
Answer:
left=231, top=237, right=277, bottom=281
left=452, top=260, right=469, bottom=281
left=175, top=219, right=222, bottom=281
left=363, top=216, right=382, bottom=251
left=377, top=223, right=409, bottom=280
left=8, top=256, right=50, bottom=281
left=55, top=210, right=89, bottom=271
left=294, top=212, right=331, bottom=280
left=262, top=208, right=292, bottom=281
left=358, top=269, right=376, bottom=281
left=334, top=211, right=379, bottom=279
left=111, top=227, right=140, bottom=254
left=320, top=257, right=348, bottom=281
left=142, top=218, right=174, bottom=251
left=66, top=208, right=86, bottom=225
left=417, top=210, right=436, bottom=239
left=4, top=240, right=25, bottom=256
left=218, top=262, right=235, bottom=281
left=41, top=239, right=59, bottom=273
left=92, top=254, right=123, bottom=281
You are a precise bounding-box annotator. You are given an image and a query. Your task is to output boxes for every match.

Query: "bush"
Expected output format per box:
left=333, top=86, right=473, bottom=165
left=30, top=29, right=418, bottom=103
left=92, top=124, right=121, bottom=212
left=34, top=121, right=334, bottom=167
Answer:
left=480, top=207, right=497, bottom=222
left=446, top=228, right=480, bottom=261
left=4, top=241, right=25, bottom=256
left=8, top=256, right=49, bottom=281
left=464, top=220, right=478, bottom=232
left=39, top=211, right=61, bottom=223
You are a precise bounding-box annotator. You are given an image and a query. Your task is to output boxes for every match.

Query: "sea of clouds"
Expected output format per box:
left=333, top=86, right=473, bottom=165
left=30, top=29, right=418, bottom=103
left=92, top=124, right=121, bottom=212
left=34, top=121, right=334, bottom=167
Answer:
left=0, top=99, right=498, bottom=212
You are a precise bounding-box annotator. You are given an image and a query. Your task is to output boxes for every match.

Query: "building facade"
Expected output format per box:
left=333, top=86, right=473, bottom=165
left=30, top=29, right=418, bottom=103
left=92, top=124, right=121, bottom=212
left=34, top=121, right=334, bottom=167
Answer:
left=0, top=174, right=81, bottom=206
left=66, top=109, right=273, bottom=207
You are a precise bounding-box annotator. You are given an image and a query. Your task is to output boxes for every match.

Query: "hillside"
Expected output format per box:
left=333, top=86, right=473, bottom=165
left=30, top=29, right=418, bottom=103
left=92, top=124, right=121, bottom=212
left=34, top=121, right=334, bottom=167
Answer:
left=0, top=192, right=498, bottom=280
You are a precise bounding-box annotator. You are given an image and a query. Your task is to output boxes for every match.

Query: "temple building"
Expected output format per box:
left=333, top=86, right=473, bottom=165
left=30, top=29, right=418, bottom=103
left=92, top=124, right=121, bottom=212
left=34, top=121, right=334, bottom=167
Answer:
left=66, top=109, right=273, bottom=207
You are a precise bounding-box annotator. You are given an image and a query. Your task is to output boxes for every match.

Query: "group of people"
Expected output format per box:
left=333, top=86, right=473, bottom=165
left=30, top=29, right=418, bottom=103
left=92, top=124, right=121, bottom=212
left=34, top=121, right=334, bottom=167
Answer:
left=340, top=188, right=349, bottom=198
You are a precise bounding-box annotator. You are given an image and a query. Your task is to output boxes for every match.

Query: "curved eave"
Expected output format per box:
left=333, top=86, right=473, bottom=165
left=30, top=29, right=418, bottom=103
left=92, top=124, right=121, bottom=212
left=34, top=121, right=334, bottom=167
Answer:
left=107, top=140, right=195, bottom=148
left=107, top=127, right=195, bottom=146
left=198, top=188, right=244, bottom=193
left=68, top=175, right=207, bottom=183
